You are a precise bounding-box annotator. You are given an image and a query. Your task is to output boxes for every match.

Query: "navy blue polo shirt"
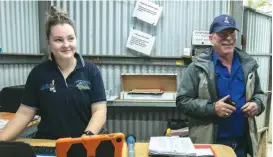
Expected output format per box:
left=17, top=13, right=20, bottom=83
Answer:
left=21, top=53, right=106, bottom=139
left=212, top=50, right=246, bottom=138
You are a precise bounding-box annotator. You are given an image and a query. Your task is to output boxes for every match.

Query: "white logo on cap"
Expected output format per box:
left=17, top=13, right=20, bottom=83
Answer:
left=224, top=17, right=229, bottom=23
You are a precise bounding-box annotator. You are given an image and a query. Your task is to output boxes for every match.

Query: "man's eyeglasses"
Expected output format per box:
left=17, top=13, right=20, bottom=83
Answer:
left=216, top=31, right=236, bottom=39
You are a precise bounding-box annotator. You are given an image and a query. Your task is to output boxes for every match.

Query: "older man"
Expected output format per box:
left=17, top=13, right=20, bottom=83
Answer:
left=176, top=14, right=264, bottom=157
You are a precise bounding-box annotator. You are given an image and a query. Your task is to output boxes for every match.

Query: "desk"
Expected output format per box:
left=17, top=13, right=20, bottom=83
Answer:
left=16, top=138, right=236, bottom=157
left=0, top=112, right=40, bottom=137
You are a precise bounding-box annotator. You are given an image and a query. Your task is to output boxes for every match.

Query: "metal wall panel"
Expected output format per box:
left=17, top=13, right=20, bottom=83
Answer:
left=50, top=0, right=228, bottom=56
left=0, top=62, right=185, bottom=93
left=0, top=64, right=36, bottom=90
left=106, top=106, right=187, bottom=141
left=0, top=1, right=40, bottom=54
left=253, top=56, right=271, bottom=92
left=243, top=8, right=272, bottom=55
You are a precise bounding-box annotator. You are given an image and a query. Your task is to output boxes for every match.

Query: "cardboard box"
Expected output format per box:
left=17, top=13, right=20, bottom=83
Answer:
left=120, top=73, right=177, bottom=100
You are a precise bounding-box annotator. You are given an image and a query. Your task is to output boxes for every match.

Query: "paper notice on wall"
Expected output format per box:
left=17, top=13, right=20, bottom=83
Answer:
left=192, top=30, right=212, bottom=46
left=132, top=0, right=163, bottom=26
left=126, top=29, right=155, bottom=56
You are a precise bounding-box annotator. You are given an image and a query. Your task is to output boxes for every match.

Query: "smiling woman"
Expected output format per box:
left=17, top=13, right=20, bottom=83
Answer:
left=0, top=6, right=107, bottom=149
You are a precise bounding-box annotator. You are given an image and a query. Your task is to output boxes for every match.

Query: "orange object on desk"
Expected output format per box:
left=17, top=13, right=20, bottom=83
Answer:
left=56, top=133, right=125, bottom=157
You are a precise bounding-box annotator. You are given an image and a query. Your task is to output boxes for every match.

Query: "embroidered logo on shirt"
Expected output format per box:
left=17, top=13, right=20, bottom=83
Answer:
left=40, top=79, right=56, bottom=92
left=49, top=80, right=56, bottom=92
left=75, top=80, right=91, bottom=90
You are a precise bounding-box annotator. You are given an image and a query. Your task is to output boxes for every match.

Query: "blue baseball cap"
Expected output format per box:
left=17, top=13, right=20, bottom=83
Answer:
left=209, top=14, right=239, bottom=34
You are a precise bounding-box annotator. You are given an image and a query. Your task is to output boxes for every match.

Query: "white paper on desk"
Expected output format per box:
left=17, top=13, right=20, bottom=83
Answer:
left=148, top=136, right=196, bottom=156
left=195, top=148, right=214, bottom=156
left=0, top=120, right=9, bottom=131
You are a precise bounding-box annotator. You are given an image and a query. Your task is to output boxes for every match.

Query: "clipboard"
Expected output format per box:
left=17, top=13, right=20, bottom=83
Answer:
left=55, top=133, right=125, bottom=157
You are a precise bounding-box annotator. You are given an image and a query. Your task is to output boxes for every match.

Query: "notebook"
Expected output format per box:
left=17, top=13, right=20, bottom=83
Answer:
left=148, top=136, right=215, bottom=157
left=149, top=136, right=196, bottom=156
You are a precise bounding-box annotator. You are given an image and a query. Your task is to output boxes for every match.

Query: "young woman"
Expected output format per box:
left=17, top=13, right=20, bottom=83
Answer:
left=0, top=6, right=107, bottom=140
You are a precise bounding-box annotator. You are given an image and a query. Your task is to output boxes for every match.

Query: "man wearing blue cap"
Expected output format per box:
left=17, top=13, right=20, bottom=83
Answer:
left=176, top=14, right=264, bottom=157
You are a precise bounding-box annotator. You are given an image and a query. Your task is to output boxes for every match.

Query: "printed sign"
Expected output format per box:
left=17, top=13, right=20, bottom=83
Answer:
left=132, top=0, right=163, bottom=26
left=126, top=29, right=155, bottom=56
left=192, top=30, right=212, bottom=46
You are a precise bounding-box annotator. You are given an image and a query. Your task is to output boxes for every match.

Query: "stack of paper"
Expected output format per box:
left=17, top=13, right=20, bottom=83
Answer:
left=148, top=136, right=197, bottom=156
left=195, top=148, right=214, bottom=156
left=0, top=120, right=9, bottom=131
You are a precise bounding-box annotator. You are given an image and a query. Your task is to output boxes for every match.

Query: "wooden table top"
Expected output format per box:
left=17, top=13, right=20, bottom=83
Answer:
left=0, top=112, right=40, bottom=128
left=16, top=138, right=236, bottom=157
left=0, top=112, right=15, bottom=120
left=3, top=112, right=236, bottom=157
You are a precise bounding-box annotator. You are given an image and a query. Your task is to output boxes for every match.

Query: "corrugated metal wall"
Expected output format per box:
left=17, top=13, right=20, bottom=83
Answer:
left=243, top=8, right=272, bottom=55
left=0, top=63, right=185, bottom=92
left=0, top=64, right=35, bottom=89
left=50, top=0, right=228, bottom=56
left=252, top=56, right=271, bottom=92
left=243, top=7, right=272, bottom=131
left=0, top=1, right=40, bottom=54
left=106, top=106, right=187, bottom=142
